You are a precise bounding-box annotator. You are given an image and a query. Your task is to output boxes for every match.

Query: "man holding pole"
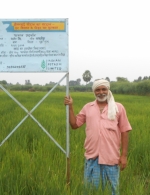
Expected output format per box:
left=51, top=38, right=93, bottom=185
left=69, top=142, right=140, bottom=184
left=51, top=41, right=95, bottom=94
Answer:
left=64, top=79, right=132, bottom=195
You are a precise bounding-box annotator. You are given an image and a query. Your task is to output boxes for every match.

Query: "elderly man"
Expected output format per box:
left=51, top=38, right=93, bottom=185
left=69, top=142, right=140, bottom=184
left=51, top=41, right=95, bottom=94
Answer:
left=64, top=79, right=132, bottom=195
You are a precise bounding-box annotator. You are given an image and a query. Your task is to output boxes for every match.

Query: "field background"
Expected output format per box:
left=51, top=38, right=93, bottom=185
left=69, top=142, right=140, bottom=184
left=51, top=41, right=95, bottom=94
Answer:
left=0, top=91, right=150, bottom=195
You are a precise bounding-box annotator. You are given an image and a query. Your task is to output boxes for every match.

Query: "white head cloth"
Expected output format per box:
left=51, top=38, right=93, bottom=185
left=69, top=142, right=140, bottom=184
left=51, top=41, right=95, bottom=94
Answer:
left=92, top=79, right=119, bottom=120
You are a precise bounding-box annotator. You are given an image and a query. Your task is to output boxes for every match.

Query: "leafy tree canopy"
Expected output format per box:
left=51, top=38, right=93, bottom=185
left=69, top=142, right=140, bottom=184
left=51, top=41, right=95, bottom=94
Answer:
left=82, top=70, right=92, bottom=84
left=116, top=77, right=129, bottom=82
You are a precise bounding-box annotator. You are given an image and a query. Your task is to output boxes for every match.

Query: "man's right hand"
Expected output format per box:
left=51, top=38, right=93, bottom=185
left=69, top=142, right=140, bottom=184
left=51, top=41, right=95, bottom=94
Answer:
left=64, top=96, right=73, bottom=106
left=64, top=96, right=78, bottom=129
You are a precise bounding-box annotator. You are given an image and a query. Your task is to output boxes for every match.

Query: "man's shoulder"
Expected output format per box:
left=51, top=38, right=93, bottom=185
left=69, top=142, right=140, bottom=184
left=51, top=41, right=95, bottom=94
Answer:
left=115, top=102, right=126, bottom=111
left=115, top=102, right=123, bottom=107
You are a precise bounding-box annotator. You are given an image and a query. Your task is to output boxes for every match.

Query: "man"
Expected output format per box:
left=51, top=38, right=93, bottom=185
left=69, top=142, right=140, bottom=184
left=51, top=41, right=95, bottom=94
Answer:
left=64, top=79, right=132, bottom=195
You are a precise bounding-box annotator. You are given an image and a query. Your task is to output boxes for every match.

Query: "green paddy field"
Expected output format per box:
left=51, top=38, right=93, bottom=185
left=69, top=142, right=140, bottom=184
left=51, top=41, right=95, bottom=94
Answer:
left=0, top=91, right=150, bottom=195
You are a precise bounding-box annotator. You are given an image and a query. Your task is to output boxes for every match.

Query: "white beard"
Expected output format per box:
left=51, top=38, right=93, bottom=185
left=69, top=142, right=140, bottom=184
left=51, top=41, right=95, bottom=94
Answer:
left=95, top=94, right=108, bottom=102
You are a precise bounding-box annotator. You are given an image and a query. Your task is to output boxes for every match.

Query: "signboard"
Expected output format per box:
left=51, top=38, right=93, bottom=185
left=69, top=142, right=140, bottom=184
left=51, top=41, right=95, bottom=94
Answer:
left=0, top=18, right=68, bottom=72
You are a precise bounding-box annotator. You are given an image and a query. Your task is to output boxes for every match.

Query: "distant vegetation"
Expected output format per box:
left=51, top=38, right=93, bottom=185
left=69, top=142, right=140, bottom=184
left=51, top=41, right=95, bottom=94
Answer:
left=1, top=75, right=150, bottom=95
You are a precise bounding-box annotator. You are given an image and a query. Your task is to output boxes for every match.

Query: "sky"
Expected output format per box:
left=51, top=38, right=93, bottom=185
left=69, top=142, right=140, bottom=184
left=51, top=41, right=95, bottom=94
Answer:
left=0, top=0, right=150, bottom=85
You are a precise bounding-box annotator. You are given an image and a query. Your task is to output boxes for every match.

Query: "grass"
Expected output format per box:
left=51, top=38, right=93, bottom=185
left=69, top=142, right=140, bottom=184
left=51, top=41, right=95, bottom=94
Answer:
left=0, top=91, right=150, bottom=194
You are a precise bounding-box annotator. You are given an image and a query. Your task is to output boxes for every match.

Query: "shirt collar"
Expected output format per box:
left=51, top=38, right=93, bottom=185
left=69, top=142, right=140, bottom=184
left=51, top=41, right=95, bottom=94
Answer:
left=89, top=100, right=108, bottom=109
left=89, top=100, right=97, bottom=106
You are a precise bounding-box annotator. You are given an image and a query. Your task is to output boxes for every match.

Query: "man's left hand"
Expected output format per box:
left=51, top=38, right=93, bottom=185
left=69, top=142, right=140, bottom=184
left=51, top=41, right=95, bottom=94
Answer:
left=119, top=155, right=127, bottom=171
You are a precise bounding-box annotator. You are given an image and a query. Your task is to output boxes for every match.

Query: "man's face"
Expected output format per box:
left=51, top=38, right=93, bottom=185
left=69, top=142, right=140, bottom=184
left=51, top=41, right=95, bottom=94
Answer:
left=94, top=85, right=108, bottom=102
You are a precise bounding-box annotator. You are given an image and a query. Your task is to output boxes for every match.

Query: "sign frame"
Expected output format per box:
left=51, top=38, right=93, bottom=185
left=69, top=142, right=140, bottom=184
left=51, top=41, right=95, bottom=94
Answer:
left=0, top=18, right=70, bottom=187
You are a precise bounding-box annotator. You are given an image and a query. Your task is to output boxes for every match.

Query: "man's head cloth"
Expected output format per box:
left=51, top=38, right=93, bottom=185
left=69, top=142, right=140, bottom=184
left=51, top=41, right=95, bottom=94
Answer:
left=92, top=79, right=110, bottom=92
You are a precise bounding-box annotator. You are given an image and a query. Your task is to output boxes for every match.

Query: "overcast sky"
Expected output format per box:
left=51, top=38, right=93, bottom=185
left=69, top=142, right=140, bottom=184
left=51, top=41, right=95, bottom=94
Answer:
left=0, top=0, right=150, bottom=85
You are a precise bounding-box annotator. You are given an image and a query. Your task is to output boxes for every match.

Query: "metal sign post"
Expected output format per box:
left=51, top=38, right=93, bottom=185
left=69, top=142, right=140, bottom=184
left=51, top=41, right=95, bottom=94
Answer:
left=66, top=73, right=70, bottom=186
left=0, top=18, right=70, bottom=186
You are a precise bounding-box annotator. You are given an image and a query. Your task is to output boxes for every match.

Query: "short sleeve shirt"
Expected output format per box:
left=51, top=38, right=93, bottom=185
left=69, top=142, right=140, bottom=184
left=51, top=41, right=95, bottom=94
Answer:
left=75, top=100, right=132, bottom=165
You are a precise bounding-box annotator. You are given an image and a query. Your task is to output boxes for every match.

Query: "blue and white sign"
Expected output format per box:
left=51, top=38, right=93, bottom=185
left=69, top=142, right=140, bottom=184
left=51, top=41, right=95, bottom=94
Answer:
left=0, top=18, right=68, bottom=72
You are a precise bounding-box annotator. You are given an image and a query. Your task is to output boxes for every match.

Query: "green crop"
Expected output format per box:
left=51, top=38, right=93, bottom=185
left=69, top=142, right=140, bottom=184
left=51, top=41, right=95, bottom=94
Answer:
left=0, top=91, right=149, bottom=195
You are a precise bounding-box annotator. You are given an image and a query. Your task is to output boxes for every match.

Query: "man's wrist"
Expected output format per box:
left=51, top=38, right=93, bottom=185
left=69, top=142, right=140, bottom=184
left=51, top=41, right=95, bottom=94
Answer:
left=69, top=105, right=73, bottom=110
left=121, top=154, right=127, bottom=157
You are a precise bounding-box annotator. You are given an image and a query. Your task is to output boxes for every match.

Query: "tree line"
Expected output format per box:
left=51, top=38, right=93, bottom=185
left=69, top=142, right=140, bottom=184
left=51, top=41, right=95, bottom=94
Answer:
left=1, top=70, right=150, bottom=95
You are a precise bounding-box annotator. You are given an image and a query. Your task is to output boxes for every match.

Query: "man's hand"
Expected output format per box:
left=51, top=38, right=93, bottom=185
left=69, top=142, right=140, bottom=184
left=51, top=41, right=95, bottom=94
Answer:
left=119, top=155, right=127, bottom=171
left=64, top=96, right=73, bottom=106
left=64, top=96, right=78, bottom=129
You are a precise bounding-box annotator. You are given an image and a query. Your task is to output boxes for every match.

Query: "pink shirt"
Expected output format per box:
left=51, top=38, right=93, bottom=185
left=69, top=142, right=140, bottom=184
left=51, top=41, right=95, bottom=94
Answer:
left=75, top=100, right=132, bottom=165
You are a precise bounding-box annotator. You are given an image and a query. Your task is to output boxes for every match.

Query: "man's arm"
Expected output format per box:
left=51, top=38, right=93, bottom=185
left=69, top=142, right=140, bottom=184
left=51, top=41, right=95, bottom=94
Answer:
left=119, top=131, right=129, bottom=171
left=64, top=96, right=78, bottom=129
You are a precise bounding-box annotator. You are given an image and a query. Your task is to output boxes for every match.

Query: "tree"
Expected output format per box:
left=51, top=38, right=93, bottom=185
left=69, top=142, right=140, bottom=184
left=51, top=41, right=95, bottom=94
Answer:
left=69, top=79, right=81, bottom=86
left=116, top=77, right=128, bottom=82
left=82, top=70, right=92, bottom=85
left=76, top=78, right=81, bottom=85
left=25, top=80, right=31, bottom=85
left=0, top=80, right=7, bottom=85
left=134, top=76, right=142, bottom=82
left=105, top=77, right=110, bottom=82
left=137, top=76, right=142, bottom=81
left=69, top=80, right=78, bottom=86
left=143, top=76, right=148, bottom=80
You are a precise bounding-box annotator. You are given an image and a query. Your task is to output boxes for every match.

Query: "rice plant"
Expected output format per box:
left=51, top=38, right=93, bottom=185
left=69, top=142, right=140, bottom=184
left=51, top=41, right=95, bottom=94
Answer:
left=0, top=91, right=149, bottom=194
